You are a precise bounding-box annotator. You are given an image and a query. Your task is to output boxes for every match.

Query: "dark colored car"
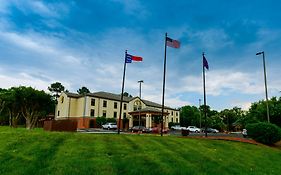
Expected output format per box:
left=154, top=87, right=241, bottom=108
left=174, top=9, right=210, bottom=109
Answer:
left=131, top=126, right=146, bottom=132
left=202, top=128, right=219, bottom=133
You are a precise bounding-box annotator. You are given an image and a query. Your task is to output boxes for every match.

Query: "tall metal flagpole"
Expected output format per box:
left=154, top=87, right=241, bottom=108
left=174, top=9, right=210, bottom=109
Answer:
left=199, top=99, right=202, bottom=129
left=118, top=50, right=127, bottom=134
left=161, top=33, right=168, bottom=136
left=203, top=52, right=207, bottom=137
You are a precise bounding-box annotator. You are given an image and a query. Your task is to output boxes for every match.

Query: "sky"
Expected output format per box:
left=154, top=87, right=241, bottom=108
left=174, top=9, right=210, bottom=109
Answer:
left=0, top=0, right=281, bottom=111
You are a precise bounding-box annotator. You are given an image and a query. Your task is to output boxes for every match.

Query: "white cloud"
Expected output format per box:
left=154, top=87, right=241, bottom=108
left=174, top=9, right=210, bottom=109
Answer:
left=168, top=69, right=274, bottom=96
left=112, top=0, right=149, bottom=19
left=10, top=0, right=71, bottom=19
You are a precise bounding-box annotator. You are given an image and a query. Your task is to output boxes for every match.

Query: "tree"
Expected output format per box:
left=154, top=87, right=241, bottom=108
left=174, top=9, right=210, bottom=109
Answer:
left=48, top=82, right=65, bottom=99
left=123, top=92, right=133, bottom=98
left=180, top=105, right=201, bottom=127
left=1, top=88, right=22, bottom=127
left=247, top=97, right=281, bottom=127
left=77, top=86, right=90, bottom=94
left=16, top=86, right=54, bottom=129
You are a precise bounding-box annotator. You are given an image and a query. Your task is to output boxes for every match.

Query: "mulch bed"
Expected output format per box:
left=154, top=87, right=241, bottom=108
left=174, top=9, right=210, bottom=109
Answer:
left=181, top=136, right=260, bottom=145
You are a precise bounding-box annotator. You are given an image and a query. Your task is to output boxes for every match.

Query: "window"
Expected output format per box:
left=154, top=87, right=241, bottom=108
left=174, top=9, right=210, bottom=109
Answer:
left=124, top=104, right=127, bottom=110
left=114, top=102, right=118, bottom=109
left=171, top=118, right=173, bottom=122
left=91, top=99, right=95, bottom=106
left=114, top=112, right=117, bottom=118
left=172, top=111, right=174, bottom=116
left=61, top=96, right=64, bottom=103
left=103, top=100, right=107, bottom=107
left=176, top=112, right=178, bottom=116
left=57, top=110, right=60, bottom=116
left=102, top=110, right=106, bottom=117
left=90, top=109, right=95, bottom=116
left=176, top=118, right=178, bottom=123
left=123, top=113, right=126, bottom=118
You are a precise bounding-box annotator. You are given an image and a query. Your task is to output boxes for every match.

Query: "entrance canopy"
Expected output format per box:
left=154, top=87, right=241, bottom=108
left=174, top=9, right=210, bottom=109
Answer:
left=128, top=107, right=169, bottom=116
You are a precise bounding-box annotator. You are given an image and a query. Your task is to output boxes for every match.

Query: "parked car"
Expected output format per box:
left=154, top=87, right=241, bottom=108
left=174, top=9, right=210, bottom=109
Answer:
left=187, top=126, right=201, bottom=133
left=202, top=128, right=219, bottom=133
left=151, top=127, right=168, bottom=134
left=171, top=125, right=186, bottom=130
left=102, top=123, right=117, bottom=130
left=131, top=126, right=146, bottom=132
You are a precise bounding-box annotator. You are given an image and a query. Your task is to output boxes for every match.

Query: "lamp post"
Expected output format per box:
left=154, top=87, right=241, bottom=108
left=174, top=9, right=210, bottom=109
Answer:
left=256, top=51, right=270, bottom=123
left=138, top=80, right=144, bottom=132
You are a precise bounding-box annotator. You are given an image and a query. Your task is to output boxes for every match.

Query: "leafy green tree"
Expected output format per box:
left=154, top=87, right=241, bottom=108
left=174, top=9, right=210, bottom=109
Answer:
left=77, top=86, right=90, bottom=94
left=15, top=86, right=54, bottom=129
left=48, top=82, right=65, bottom=99
left=208, top=114, right=225, bottom=131
left=247, top=97, right=281, bottom=127
left=2, top=88, right=22, bottom=127
left=180, top=105, right=201, bottom=127
left=123, top=92, right=133, bottom=97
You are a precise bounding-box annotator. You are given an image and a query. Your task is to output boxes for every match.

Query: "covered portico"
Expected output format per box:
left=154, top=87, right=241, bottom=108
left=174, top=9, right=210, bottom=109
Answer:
left=128, top=107, right=169, bottom=128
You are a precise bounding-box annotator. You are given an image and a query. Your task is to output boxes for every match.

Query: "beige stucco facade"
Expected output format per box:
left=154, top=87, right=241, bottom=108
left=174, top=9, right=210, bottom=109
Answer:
left=55, top=91, right=180, bottom=129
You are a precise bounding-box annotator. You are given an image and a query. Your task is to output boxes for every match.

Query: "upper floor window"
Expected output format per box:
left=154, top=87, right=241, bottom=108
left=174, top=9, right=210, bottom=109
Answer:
left=176, top=112, right=178, bottom=116
left=91, top=99, right=95, bottom=106
left=103, top=100, right=107, bottom=107
left=172, top=111, right=174, bottom=116
left=124, top=104, right=127, bottom=110
left=61, top=97, right=64, bottom=103
left=114, top=102, right=118, bottom=109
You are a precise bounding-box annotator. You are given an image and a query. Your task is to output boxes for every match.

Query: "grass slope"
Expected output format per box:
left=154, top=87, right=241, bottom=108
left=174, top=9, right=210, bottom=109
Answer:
left=0, top=127, right=281, bottom=175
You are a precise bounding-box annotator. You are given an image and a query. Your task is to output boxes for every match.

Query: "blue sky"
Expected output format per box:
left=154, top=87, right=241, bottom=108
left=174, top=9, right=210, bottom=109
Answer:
left=0, top=0, right=281, bottom=110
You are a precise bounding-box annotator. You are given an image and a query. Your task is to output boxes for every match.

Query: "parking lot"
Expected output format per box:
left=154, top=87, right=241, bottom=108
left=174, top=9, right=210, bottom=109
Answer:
left=78, top=128, right=245, bottom=138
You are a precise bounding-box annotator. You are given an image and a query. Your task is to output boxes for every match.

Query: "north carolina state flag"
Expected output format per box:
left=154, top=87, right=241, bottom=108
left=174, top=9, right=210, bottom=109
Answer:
left=125, top=54, right=143, bottom=63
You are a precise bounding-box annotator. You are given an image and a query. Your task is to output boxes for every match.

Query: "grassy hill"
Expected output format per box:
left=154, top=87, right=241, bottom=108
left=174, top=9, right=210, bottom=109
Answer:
left=0, top=127, right=281, bottom=175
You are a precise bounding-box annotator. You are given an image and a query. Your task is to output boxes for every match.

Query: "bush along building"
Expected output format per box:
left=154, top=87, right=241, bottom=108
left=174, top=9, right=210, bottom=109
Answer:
left=55, top=91, right=180, bottom=130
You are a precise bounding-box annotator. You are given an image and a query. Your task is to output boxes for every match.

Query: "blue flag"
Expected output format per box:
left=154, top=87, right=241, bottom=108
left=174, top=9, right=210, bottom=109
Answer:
left=203, top=55, right=209, bottom=70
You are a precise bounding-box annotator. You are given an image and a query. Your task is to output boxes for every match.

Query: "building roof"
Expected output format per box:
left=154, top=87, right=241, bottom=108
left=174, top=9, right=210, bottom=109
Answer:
left=64, top=91, right=178, bottom=111
left=128, top=107, right=169, bottom=116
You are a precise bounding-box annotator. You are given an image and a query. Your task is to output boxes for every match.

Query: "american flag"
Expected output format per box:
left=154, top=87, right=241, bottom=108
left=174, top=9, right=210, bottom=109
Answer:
left=166, top=37, right=180, bottom=48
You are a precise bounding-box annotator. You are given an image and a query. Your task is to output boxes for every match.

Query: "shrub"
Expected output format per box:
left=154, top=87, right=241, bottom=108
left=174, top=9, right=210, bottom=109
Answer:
left=168, top=122, right=179, bottom=129
left=246, top=122, right=281, bottom=145
left=106, top=118, right=116, bottom=123
left=96, top=116, right=106, bottom=127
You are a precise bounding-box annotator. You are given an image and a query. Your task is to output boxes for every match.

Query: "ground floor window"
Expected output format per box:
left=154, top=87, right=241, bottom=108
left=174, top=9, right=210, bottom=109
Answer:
left=103, top=110, right=106, bottom=117
left=90, top=109, right=95, bottom=116
left=114, top=111, right=117, bottom=118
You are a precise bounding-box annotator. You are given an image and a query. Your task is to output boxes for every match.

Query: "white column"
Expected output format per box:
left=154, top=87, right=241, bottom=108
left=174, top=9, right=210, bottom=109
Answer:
left=149, top=114, right=152, bottom=128
left=129, top=115, right=133, bottom=128
left=146, top=114, right=149, bottom=128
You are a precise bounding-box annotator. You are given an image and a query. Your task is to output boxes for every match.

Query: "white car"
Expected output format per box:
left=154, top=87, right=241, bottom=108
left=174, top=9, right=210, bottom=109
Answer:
left=187, top=126, right=201, bottom=133
left=171, top=125, right=187, bottom=130
left=102, top=123, right=117, bottom=130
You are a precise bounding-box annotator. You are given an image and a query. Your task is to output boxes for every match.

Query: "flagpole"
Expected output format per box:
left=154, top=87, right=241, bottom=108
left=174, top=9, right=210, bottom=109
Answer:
left=202, top=52, right=207, bottom=137
left=161, top=33, right=168, bottom=136
left=118, top=50, right=127, bottom=134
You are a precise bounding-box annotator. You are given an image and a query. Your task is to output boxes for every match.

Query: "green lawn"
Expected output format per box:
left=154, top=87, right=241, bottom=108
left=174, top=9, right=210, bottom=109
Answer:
left=0, top=127, right=281, bottom=175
